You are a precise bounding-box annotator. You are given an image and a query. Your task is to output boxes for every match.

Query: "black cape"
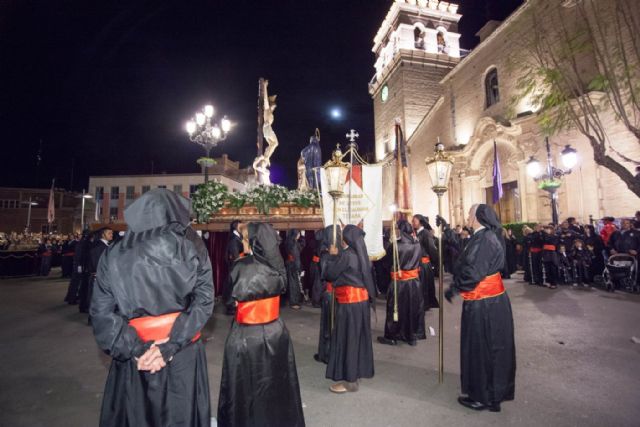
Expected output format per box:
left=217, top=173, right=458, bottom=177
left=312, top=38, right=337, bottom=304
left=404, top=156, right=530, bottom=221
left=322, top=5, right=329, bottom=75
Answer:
left=450, top=204, right=516, bottom=406
left=316, top=226, right=342, bottom=364
left=416, top=227, right=439, bottom=310
left=324, top=225, right=374, bottom=383
left=90, top=189, right=214, bottom=427
left=218, top=223, right=305, bottom=427
left=384, top=230, right=425, bottom=342
left=285, top=229, right=305, bottom=306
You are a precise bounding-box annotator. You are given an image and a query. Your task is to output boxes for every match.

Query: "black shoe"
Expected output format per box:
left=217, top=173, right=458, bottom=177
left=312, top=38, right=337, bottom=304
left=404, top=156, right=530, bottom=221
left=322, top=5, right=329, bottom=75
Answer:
left=407, top=340, right=417, bottom=346
left=377, top=336, right=397, bottom=346
left=313, top=354, right=321, bottom=362
left=457, top=396, right=489, bottom=411
left=489, top=402, right=501, bottom=412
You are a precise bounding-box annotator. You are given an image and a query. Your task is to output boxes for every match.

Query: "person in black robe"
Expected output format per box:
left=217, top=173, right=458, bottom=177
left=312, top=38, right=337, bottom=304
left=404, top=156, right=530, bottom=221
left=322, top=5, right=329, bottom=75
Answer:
left=64, top=231, right=90, bottom=305
left=527, top=225, right=545, bottom=285
left=571, top=239, right=592, bottom=286
left=505, top=228, right=518, bottom=275
left=314, top=225, right=342, bottom=364
left=442, top=204, right=515, bottom=412
left=373, top=228, right=392, bottom=295
left=38, top=238, right=53, bottom=276
left=542, top=225, right=559, bottom=289
left=285, top=229, right=305, bottom=309
left=324, top=224, right=375, bottom=393
left=90, top=189, right=214, bottom=427
left=218, top=222, right=305, bottom=427
left=378, top=220, right=425, bottom=346
left=412, top=214, right=439, bottom=310
left=310, top=229, right=324, bottom=307
left=60, top=236, right=75, bottom=278
left=224, top=220, right=244, bottom=315
left=80, top=227, right=112, bottom=316
left=557, top=245, right=574, bottom=285
left=584, top=225, right=605, bottom=279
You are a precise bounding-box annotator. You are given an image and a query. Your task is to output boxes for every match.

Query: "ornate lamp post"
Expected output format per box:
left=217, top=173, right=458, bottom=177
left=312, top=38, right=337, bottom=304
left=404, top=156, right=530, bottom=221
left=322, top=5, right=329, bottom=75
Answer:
left=526, top=137, right=578, bottom=224
left=323, top=144, right=350, bottom=245
left=425, top=139, right=453, bottom=384
left=185, top=104, right=232, bottom=182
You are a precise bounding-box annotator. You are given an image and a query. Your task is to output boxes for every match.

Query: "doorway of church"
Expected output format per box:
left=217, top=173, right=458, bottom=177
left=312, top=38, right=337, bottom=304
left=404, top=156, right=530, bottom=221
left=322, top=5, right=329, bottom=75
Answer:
left=485, top=181, right=521, bottom=224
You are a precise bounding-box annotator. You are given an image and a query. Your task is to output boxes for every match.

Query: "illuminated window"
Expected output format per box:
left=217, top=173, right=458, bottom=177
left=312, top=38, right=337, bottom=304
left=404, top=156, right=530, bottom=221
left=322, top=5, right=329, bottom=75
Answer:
left=485, top=68, right=500, bottom=108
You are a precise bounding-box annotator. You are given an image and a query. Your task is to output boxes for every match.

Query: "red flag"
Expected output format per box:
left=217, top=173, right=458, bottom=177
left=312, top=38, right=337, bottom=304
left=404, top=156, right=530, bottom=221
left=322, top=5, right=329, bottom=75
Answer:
left=394, top=120, right=412, bottom=215
left=47, top=180, right=55, bottom=224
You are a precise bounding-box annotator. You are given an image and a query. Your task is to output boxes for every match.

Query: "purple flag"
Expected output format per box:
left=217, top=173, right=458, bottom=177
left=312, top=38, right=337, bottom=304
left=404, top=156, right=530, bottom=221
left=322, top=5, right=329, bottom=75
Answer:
left=492, top=140, right=503, bottom=204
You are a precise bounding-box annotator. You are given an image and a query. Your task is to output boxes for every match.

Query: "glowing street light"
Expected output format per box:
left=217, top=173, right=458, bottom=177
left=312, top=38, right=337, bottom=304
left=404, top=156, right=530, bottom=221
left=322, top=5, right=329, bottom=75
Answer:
left=185, top=104, right=232, bottom=182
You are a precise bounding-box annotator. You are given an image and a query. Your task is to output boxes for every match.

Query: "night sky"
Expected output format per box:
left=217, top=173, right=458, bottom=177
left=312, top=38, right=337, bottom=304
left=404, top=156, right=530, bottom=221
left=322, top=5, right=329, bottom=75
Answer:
left=0, top=0, right=522, bottom=190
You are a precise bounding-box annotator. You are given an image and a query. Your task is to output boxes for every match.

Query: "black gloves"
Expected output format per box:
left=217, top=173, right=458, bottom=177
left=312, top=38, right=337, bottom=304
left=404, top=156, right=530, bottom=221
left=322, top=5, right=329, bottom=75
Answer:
left=444, top=287, right=455, bottom=303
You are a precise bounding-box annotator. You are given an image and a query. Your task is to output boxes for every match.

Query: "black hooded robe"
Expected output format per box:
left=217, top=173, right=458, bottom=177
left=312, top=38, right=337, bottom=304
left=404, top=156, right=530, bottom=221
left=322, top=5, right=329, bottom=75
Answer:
left=90, top=189, right=214, bottom=427
left=285, top=229, right=305, bottom=307
left=218, top=223, right=305, bottom=427
left=324, top=225, right=375, bottom=383
left=416, top=226, right=439, bottom=310
left=310, top=229, right=324, bottom=307
left=316, top=226, right=342, bottom=364
left=448, top=205, right=515, bottom=406
left=384, top=229, right=425, bottom=343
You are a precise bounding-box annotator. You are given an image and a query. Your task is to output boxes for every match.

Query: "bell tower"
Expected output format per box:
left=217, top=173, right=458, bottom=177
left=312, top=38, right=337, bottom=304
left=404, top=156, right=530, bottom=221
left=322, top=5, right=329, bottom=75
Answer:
left=369, top=0, right=462, bottom=161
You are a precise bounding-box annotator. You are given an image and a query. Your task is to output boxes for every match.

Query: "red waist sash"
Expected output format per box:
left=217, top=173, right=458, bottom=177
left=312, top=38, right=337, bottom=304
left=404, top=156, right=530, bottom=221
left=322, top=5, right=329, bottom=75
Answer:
left=287, top=254, right=295, bottom=262
left=63, top=252, right=75, bottom=257
left=312, top=255, right=320, bottom=263
left=326, top=282, right=333, bottom=293
left=421, top=256, right=431, bottom=264
left=335, top=286, right=368, bottom=304
left=460, top=273, right=505, bottom=301
left=529, top=247, right=542, bottom=253
left=236, top=295, right=280, bottom=324
left=129, top=312, right=201, bottom=343
left=543, top=244, right=556, bottom=251
left=42, top=251, right=52, bottom=257
left=391, top=268, right=420, bottom=281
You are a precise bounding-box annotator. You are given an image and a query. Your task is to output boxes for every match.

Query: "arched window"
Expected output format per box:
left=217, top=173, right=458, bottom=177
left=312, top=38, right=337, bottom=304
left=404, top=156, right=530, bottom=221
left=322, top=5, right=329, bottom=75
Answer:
left=436, top=31, right=447, bottom=53
left=485, top=68, right=500, bottom=108
left=414, top=25, right=425, bottom=50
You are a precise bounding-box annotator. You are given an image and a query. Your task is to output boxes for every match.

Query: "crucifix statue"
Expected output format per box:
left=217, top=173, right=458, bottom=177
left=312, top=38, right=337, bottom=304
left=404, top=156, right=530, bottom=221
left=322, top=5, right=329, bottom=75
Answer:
left=252, top=79, right=278, bottom=186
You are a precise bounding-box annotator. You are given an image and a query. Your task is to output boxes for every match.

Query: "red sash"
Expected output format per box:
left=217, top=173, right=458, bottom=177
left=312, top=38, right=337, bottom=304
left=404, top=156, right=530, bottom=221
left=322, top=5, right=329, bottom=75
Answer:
left=287, top=254, right=295, bottom=262
left=421, top=256, right=431, bottom=264
left=236, top=295, right=280, bottom=324
left=529, top=247, right=542, bottom=253
left=129, top=312, right=201, bottom=343
left=63, top=252, right=75, bottom=257
left=391, top=268, right=420, bottom=281
left=326, top=282, right=333, bottom=293
left=543, top=244, right=556, bottom=251
left=335, top=286, right=368, bottom=304
left=312, top=255, right=320, bottom=263
left=460, top=273, right=505, bottom=301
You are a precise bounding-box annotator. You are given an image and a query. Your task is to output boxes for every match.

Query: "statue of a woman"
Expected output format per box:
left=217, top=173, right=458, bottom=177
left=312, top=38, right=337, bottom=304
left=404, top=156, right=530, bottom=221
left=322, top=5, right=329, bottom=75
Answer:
left=253, top=155, right=271, bottom=186
left=297, top=155, right=309, bottom=191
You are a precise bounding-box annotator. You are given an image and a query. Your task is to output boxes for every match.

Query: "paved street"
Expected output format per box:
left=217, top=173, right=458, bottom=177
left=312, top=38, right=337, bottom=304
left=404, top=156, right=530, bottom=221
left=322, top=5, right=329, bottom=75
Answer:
left=1, top=271, right=639, bottom=427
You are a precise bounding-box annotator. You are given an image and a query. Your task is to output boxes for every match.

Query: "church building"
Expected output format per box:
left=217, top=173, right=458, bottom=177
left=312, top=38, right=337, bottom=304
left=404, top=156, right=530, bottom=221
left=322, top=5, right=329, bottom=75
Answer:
left=370, top=0, right=640, bottom=226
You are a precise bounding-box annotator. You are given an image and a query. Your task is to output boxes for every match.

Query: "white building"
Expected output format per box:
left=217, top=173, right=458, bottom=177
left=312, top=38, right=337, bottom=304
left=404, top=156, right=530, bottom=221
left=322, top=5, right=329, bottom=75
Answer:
left=88, top=155, right=249, bottom=223
left=371, top=0, right=640, bottom=226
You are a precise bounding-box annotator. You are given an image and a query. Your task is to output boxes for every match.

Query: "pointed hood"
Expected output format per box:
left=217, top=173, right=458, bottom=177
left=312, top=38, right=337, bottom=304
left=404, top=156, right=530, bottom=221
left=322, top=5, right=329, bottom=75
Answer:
left=124, top=189, right=191, bottom=233
left=342, top=224, right=376, bottom=299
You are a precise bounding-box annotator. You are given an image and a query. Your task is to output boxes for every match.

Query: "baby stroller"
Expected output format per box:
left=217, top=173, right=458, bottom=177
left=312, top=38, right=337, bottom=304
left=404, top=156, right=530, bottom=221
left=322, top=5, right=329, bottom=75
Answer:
left=603, top=253, right=638, bottom=292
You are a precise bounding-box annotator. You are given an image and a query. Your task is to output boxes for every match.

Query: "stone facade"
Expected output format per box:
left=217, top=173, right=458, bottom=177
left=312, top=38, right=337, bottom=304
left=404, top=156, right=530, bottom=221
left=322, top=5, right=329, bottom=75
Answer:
left=372, top=0, right=640, bottom=225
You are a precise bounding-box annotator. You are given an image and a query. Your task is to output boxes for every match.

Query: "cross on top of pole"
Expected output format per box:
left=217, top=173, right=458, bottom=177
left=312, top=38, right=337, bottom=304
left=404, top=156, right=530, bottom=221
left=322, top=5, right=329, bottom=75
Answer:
left=345, top=129, right=359, bottom=143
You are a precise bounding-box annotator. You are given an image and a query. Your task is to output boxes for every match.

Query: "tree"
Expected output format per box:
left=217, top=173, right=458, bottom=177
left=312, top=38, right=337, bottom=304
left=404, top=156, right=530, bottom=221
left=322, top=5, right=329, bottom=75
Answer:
left=511, top=0, right=640, bottom=197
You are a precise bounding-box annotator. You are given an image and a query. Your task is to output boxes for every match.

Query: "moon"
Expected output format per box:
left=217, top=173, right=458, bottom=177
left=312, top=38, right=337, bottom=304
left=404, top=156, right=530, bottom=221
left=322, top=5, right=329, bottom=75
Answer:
left=330, top=108, right=342, bottom=119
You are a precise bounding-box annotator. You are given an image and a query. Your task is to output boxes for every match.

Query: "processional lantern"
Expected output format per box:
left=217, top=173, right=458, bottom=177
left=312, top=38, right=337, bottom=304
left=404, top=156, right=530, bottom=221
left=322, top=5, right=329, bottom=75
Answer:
left=424, top=138, right=453, bottom=385
left=323, top=144, right=350, bottom=245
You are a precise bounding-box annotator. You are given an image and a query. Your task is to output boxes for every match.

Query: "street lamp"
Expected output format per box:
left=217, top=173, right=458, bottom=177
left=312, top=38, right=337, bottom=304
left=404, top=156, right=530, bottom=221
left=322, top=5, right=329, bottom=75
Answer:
left=425, top=138, right=453, bottom=385
left=185, top=104, right=232, bottom=182
left=79, top=190, right=93, bottom=231
left=323, top=144, right=350, bottom=246
left=22, top=197, right=38, bottom=233
left=526, top=137, right=578, bottom=224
